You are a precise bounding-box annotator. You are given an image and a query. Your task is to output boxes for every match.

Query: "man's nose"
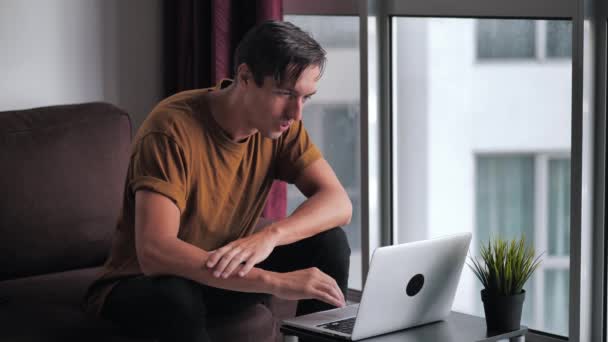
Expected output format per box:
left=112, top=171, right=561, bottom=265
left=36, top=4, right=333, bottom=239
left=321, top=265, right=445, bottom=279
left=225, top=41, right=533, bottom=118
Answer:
left=288, top=97, right=303, bottom=121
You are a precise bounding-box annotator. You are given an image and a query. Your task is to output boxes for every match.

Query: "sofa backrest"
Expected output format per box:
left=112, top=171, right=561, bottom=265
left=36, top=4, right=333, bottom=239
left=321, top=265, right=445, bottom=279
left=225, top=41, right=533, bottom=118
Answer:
left=0, top=103, right=132, bottom=281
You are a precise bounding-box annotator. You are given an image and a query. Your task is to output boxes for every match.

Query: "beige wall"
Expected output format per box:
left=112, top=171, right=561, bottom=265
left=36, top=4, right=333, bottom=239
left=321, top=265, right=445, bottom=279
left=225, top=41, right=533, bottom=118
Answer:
left=0, top=0, right=164, bottom=130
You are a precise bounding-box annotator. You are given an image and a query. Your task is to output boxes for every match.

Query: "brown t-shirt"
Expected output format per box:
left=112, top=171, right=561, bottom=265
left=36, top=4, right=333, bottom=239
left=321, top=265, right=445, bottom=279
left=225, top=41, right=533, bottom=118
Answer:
left=84, top=80, right=322, bottom=316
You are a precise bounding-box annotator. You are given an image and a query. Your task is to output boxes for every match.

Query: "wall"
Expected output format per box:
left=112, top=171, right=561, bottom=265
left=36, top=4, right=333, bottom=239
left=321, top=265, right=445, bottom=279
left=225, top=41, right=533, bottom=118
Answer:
left=0, top=0, right=163, bottom=130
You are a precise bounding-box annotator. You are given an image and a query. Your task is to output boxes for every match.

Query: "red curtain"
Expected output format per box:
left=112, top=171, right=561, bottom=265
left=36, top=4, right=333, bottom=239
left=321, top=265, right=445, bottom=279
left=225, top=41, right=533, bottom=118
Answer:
left=163, top=0, right=287, bottom=219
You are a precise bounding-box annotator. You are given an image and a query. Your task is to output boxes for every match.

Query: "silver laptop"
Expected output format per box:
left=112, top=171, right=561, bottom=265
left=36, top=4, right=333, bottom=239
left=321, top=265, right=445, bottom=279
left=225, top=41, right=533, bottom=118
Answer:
left=282, top=232, right=472, bottom=341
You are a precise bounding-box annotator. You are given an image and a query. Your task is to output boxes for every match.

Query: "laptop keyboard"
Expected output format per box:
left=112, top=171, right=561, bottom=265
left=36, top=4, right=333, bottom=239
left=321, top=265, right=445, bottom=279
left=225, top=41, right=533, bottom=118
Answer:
left=317, top=317, right=356, bottom=334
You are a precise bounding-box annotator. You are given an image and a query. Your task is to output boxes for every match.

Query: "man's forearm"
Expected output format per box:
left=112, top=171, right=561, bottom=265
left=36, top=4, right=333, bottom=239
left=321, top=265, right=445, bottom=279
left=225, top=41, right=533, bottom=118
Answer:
left=268, top=187, right=352, bottom=246
left=139, top=236, right=279, bottom=293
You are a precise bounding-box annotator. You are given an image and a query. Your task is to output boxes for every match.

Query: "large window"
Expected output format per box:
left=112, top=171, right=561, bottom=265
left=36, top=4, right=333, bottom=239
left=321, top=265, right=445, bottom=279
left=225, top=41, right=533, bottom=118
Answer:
left=284, top=15, right=363, bottom=290
left=285, top=1, right=606, bottom=340
left=392, top=17, right=572, bottom=336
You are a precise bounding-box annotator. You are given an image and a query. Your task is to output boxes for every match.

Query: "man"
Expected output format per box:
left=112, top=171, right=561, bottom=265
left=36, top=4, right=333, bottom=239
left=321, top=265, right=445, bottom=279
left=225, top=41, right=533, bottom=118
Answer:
left=84, top=20, right=352, bottom=341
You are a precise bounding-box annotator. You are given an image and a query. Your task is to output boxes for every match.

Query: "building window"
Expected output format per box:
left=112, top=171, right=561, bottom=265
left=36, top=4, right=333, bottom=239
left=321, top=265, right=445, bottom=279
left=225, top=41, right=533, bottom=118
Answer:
left=476, top=20, right=536, bottom=59
left=475, top=155, right=570, bottom=337
left=476, top=20, right=572, bottom=60
left=546, top=21, right=573, bottom=59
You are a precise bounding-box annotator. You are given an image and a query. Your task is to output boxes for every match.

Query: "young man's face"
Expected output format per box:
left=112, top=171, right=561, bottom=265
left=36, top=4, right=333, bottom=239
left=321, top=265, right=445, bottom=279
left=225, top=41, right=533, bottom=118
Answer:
left=243, top=65, right=320, bottom=139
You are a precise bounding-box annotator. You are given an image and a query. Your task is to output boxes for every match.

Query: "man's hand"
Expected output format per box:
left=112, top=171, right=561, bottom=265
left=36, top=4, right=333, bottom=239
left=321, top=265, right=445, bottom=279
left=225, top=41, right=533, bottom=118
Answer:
left=272, top=267, right=346, bottom=308
left=206, top=228, right=279, bottom=278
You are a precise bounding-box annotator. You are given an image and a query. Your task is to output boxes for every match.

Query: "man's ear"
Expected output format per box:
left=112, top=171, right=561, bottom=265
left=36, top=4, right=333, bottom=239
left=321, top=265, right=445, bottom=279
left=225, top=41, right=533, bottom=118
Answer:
left=236, top=63, right=252, bottom=85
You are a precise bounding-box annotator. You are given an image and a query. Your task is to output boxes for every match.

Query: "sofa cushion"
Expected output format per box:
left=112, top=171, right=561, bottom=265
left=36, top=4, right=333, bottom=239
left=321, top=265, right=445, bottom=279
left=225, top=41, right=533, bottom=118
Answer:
left=0, top=103, right=132, bottom=280
left=0, top=267, right=145, bottom=341
left=0, top=267, right=287, bottom=341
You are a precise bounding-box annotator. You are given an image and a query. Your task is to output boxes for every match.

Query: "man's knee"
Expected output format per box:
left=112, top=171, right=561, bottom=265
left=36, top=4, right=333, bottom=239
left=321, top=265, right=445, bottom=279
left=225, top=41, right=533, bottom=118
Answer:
left=315, top=227, right=351, bottom=260
left=155, top=276, right=206, bottom=321
left=101, top=275, right=208, bottom=340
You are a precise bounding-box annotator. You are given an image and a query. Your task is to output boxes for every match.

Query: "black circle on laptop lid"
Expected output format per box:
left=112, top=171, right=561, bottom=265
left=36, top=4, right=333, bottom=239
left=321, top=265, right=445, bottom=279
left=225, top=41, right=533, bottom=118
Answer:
left=406, top=274, right=424, bottom=296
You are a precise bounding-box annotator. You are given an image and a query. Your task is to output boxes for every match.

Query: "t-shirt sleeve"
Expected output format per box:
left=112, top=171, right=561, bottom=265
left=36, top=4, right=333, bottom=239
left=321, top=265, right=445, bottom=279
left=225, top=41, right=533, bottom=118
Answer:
left=128, top=133, right=190, bottom=212
left=275, top=121, right=323, bottom=183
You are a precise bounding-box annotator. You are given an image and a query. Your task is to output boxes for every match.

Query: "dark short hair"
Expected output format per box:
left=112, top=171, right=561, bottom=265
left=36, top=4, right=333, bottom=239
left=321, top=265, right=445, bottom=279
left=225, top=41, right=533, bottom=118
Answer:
left=234, top=20, right=326, bottom=87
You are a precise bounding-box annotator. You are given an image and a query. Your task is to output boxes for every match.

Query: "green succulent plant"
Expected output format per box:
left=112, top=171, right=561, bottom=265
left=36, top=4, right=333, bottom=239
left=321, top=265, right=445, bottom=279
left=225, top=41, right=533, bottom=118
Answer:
left=468, top=235, right=543, bottom=296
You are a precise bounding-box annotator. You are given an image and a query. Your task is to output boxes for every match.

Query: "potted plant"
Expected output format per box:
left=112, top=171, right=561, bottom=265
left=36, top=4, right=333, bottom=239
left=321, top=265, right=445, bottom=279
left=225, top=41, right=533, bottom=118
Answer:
left=468, top=236, right=543, bottom=333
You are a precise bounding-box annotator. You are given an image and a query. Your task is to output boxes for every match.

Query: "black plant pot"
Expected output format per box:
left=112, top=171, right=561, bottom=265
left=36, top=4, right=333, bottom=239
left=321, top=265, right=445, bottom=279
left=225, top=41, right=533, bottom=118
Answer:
left=481, top=289, right=526, bottom=333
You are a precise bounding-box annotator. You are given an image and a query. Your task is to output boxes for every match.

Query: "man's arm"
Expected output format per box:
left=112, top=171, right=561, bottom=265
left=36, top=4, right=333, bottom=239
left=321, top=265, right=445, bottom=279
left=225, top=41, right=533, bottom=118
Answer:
left=273, top=157, right=353, bottom=245
left=206, top=158, right=352, bottom=278
left=135, top=189, right=345, bottom=307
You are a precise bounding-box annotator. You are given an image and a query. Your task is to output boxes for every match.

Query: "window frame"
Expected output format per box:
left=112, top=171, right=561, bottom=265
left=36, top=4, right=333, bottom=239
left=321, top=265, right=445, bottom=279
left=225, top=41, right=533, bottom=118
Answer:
left=284, top=0, right=607, bottom=341
left=600, top=3, right=608, bottom=342
left=595, top=3, right=608, bottom=342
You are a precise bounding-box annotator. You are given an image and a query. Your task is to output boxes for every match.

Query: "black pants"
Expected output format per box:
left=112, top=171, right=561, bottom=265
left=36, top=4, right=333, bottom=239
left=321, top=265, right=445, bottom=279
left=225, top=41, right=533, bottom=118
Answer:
left=101, top=227, right=351, bottom=342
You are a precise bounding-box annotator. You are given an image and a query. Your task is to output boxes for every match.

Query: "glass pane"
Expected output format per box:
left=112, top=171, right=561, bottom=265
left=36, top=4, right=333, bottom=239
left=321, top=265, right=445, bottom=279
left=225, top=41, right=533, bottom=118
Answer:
left=476, top=156, right=535, bottom=245
left=392, top=17, right=571, bottom=336
left=320, top=104, right=359, bottom=189
left=285, top=15, right=362, bottom=290
left=546, top=21, right=572, bottom=58
left=548, top=159, right=570, bottom=256
left=476, top=19, right=536, bottom=59
left=475, top=156, right=536, bottom=323
left=545, top=269, right=569, bottom=336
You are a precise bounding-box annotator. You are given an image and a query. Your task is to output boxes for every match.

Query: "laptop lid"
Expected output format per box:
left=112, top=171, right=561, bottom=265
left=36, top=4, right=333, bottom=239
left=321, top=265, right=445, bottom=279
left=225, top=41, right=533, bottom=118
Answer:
left=351, top=232, right=472, bottom=340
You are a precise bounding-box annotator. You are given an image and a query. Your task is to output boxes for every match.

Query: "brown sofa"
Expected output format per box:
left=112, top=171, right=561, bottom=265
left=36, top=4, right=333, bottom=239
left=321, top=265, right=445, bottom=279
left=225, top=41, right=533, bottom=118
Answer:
left=0, top=102, right=295, bottom=341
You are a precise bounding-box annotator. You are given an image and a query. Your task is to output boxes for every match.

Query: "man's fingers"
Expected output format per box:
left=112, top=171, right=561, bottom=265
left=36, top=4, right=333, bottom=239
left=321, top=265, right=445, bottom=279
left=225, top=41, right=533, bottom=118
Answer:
left=206, top=245, right=232, bottom=267
left=238, top=257, right=256, bottom=277
left=330, top=279, right=345, bottom=303
left=333, top=286, right=346, bottom=307
left=222, top=252, right=250, bottom=278
left=317, top=272, right=345, bottom=304
left=313, top=288, right=344, bottom=308
left=212, top=247, right=242, bottom=277
left=320, top=282, right=346, bottom=307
